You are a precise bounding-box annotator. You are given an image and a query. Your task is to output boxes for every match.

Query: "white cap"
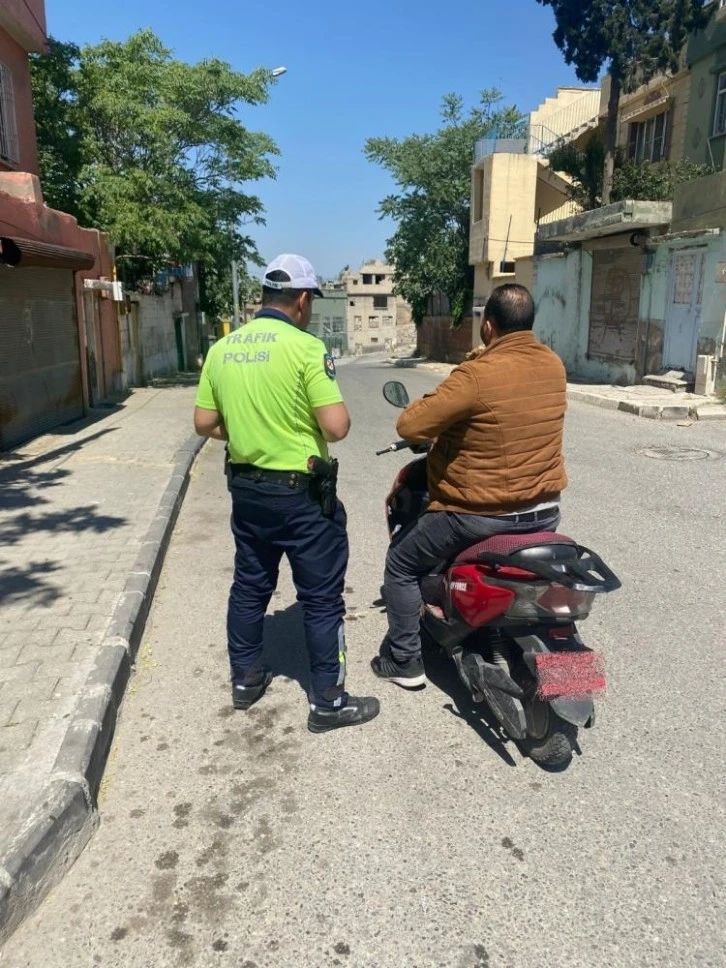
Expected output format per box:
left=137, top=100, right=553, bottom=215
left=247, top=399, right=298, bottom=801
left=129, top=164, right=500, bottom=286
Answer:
left=262, top=253, right=324, bottom=297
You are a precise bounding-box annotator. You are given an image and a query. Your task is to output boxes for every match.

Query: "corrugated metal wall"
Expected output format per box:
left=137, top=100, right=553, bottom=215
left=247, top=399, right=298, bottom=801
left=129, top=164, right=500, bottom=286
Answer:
left=0, top=267, right=83, bottom=450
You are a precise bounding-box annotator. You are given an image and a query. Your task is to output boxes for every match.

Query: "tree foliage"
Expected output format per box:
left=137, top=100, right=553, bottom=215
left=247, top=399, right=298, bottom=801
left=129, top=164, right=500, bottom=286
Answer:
left=30, top=30, right=279, bottom=316
left=548, top=132, right=607, bottom=210
left=549, top=130, right=712, bottom=207
left=536, top=1, right=715, bottom=204
left=364, top=92, right=525, bottom=325
left=611, top=157, right=713, bottom=201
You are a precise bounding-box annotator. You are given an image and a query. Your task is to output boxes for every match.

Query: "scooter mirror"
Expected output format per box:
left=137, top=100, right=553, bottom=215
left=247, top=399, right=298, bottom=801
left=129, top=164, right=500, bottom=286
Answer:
left=382, top=381, right=410, bottom=409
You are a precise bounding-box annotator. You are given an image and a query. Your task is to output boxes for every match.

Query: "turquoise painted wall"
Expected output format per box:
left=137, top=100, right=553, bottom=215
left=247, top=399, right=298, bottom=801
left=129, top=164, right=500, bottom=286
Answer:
left=534, top=250, right=636, bottom=384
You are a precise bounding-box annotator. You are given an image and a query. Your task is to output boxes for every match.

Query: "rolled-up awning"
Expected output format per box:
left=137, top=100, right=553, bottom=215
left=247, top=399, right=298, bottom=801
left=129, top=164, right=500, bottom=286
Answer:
left=0, top=236, right=95, bottom=270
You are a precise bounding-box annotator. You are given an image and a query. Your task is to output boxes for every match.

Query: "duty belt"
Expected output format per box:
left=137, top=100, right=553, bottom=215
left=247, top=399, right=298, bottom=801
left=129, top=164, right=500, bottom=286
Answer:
left=229, top=463, right=310, bottom=489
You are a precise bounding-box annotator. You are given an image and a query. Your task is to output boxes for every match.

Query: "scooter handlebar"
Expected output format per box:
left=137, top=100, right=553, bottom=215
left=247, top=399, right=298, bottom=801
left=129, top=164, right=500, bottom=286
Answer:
left=375, top=440, right=411, bottom=456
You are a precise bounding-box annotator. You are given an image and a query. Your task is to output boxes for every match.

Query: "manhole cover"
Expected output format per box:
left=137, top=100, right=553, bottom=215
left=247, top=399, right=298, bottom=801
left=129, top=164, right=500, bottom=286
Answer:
left=640, top=446, right=715, bottom=461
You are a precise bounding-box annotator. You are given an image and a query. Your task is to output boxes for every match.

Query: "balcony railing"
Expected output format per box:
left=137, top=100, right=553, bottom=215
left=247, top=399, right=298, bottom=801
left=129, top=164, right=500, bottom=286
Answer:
left=536, top=199, right=581, bottom=226
left=530, top=93, right=600, bottom=149
left=474, top=99, right=600, bottom=162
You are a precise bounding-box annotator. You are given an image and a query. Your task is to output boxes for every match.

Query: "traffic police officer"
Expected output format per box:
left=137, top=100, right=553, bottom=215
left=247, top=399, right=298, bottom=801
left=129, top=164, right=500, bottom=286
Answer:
left=194, top=254, right=380, bottom=733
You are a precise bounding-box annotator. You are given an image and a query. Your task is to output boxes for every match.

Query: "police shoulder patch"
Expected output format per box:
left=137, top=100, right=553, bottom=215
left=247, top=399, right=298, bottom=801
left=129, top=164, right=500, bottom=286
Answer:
left=323, top=353, right=336, bottom=380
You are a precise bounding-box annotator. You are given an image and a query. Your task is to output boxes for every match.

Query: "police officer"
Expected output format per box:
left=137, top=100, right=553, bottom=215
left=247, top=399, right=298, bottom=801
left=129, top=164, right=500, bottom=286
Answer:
left=194, top=254, right=380, bottom=733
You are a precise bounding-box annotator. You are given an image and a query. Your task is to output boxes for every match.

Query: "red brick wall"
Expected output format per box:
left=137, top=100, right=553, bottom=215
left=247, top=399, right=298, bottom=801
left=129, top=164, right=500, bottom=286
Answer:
left=419, top=316, right=474, bottom=363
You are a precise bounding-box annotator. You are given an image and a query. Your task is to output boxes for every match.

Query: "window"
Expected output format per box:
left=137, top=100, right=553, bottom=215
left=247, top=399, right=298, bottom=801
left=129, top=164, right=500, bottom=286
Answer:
left=332, top=317, right=345, bottom=333
left=714, top=73, right=726, bottom=136
left=352, top=278, right=359, bottom=285
left=371, top=337, right=379, bottom=343
left=354, top=316, right=362, bottom=331
left=362, top=274, right=373, bottom=284
left=0, top=64, right=19, bottom=166
left=383, top=315, right=393, bottom=327
left=368, top=316, right=379, bottom=328
left=373, top=295, right=388, bottom=309
left=349, top=300, right=355, bottom=306
left=473, top=169, right=484, bottom=222
left=375, top=274, right=386, bottom=284
left=628, top=111, right=668, bottom=162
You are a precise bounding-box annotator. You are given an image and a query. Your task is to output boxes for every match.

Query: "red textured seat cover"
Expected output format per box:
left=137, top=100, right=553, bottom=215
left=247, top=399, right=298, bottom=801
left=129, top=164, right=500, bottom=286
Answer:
left=454, top=531, right=575, bottom=565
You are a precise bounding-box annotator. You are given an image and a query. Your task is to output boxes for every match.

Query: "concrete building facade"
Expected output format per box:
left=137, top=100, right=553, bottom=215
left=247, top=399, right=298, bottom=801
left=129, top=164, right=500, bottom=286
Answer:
left=599, top=51, right=691, bottom=171
left=0, top=0, right=122, bottom=449
left=684, top=6, right=726, bottom=171
left=310, top=283, right=348, bottom=356
left=529, top=14, right=726, bottom=392
left=341, top=260, right=410, bottom=354
left=468, top=88, right=601, bottom=348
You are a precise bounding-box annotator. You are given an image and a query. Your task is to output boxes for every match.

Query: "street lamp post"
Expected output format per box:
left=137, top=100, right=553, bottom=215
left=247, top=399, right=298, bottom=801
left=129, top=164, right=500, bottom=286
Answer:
left=230, top=66, right=287, bottom=329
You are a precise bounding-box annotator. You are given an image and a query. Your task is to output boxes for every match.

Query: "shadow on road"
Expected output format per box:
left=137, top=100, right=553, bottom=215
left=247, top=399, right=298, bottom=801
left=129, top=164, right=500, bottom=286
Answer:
left=422, top=644, right=518, bottom=768
left=0, top=427, right=127, bottom=606
left=262, top=603, right=311, bottom=698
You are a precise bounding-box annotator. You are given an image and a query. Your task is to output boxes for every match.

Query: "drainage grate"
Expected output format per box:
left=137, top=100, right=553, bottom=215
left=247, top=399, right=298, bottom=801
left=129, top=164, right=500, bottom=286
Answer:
left=639, top=446, right=716, bottom=461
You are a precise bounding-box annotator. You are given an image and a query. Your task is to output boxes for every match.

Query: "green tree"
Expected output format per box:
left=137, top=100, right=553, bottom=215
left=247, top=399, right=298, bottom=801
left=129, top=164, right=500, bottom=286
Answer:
left=535, top=1, right=714, bottom=206
left=548, top=131, right=712, bottom=209
left=30, top=30, right=279, bottom=317
left=548, top=131, right=607, bottom=210
left=611, top=157, right=713, bottom=201
left=364, top=92, right=525, bottom=326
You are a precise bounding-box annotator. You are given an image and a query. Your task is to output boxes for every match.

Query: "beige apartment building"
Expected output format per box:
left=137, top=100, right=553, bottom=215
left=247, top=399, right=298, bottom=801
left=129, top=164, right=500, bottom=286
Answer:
left=341, top=260, right=412, bottom=354
left=468, top=87, right=601, bottom=343
left=599, top=49, right=690, bottom=172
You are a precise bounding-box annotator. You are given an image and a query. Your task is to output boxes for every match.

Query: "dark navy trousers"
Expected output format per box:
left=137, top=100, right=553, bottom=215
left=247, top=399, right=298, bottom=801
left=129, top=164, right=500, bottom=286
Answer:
left=227, top=477, right=349, bottom=709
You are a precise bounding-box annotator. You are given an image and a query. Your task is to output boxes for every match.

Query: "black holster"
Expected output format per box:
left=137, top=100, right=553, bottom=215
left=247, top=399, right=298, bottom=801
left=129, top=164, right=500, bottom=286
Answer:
left=307, top=456, right=339, bottom=518
left=224, top=445, right=232, bottom=491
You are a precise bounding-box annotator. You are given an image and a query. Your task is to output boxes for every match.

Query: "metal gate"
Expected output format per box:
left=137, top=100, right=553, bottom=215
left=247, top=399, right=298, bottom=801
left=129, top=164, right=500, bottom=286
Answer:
left=663, top=250, right=705, bottom=372
left=0, top=267, right=83, bottom=449
left=588, top=247, right=643, bottom=363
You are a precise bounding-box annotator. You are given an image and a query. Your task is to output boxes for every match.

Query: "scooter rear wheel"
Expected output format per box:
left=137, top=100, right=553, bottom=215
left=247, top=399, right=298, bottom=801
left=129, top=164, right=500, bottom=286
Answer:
left=519, top=699, right=577, bottom=767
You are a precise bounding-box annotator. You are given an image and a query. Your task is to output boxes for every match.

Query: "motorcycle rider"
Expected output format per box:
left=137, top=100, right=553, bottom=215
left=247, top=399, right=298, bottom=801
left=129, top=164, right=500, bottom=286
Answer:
left=372, top=283, right=568, bottom=688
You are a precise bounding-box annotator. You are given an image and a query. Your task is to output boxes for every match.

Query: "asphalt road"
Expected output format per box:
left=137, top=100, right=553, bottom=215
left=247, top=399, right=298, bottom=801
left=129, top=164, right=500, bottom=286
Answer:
left=3, top=359, right=724, bottom=968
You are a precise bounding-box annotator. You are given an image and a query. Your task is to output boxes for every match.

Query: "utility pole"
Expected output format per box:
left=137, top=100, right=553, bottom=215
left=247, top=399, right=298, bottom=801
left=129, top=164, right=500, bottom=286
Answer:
left=232, top=260, right=240, bottom=329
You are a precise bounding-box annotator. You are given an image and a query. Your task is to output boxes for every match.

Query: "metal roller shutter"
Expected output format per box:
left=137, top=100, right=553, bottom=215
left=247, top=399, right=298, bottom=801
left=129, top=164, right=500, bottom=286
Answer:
left=0, top=267, right=84, bottom=449
left=588, top=247, right=642, bottom=363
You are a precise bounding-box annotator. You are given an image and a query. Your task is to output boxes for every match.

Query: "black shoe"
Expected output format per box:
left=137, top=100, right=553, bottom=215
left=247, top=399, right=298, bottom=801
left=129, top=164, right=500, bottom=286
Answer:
left=232, top=670, right=273, bottom=710
left=371, top=654, right=426, bottom=689
left=307, top=696, right=380, bottom=734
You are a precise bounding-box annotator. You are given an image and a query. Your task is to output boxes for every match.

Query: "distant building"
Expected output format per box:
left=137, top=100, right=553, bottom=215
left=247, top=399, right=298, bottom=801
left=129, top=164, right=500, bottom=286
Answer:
left=310, top=282, right=348, bottom=356
left=340, top=260, right=412, bottom=355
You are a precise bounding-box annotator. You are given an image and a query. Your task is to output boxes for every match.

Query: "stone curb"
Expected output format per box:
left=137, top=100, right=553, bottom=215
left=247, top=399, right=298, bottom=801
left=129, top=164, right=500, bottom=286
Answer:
left=0, top=434, right=206, bottom=945
left=566, top=388, right=726, bottom=421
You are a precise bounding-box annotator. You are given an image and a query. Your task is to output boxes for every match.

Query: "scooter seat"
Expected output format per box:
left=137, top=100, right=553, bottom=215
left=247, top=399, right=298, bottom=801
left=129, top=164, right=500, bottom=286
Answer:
left=454, top=531, right=577, bottom=566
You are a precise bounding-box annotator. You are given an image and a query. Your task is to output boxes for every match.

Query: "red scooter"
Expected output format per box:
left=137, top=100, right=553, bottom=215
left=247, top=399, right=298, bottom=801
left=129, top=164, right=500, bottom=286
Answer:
left=378, top=381, right=621, bottom=766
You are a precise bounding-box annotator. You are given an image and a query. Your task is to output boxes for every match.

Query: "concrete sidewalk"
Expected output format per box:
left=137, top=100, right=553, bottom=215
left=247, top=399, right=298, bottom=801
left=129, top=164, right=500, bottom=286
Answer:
left=0, top=387, right=203, bottom=941
left=565, top=382, right=726, bottom=420
left=410, top=361, right=726, bottom=421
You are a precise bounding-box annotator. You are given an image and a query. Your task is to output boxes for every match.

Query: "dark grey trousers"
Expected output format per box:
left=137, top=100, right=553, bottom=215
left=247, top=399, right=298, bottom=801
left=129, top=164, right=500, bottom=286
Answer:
left=382, top=509, right=560, bottom=662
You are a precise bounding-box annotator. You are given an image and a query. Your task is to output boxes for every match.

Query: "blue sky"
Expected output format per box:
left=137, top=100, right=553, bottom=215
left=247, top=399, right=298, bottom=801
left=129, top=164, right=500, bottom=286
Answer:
left=47, top=0, right=582, bottom=279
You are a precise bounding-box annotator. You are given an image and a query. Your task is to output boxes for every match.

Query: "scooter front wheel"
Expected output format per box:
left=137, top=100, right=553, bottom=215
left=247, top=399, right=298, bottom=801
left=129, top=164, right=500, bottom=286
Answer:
left=519, top=698, right=577, bottom=766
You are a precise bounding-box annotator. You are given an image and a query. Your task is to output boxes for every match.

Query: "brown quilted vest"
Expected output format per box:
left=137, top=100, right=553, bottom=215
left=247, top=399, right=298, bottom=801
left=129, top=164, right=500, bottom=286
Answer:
left=396, top=331, right=568, bottom=515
